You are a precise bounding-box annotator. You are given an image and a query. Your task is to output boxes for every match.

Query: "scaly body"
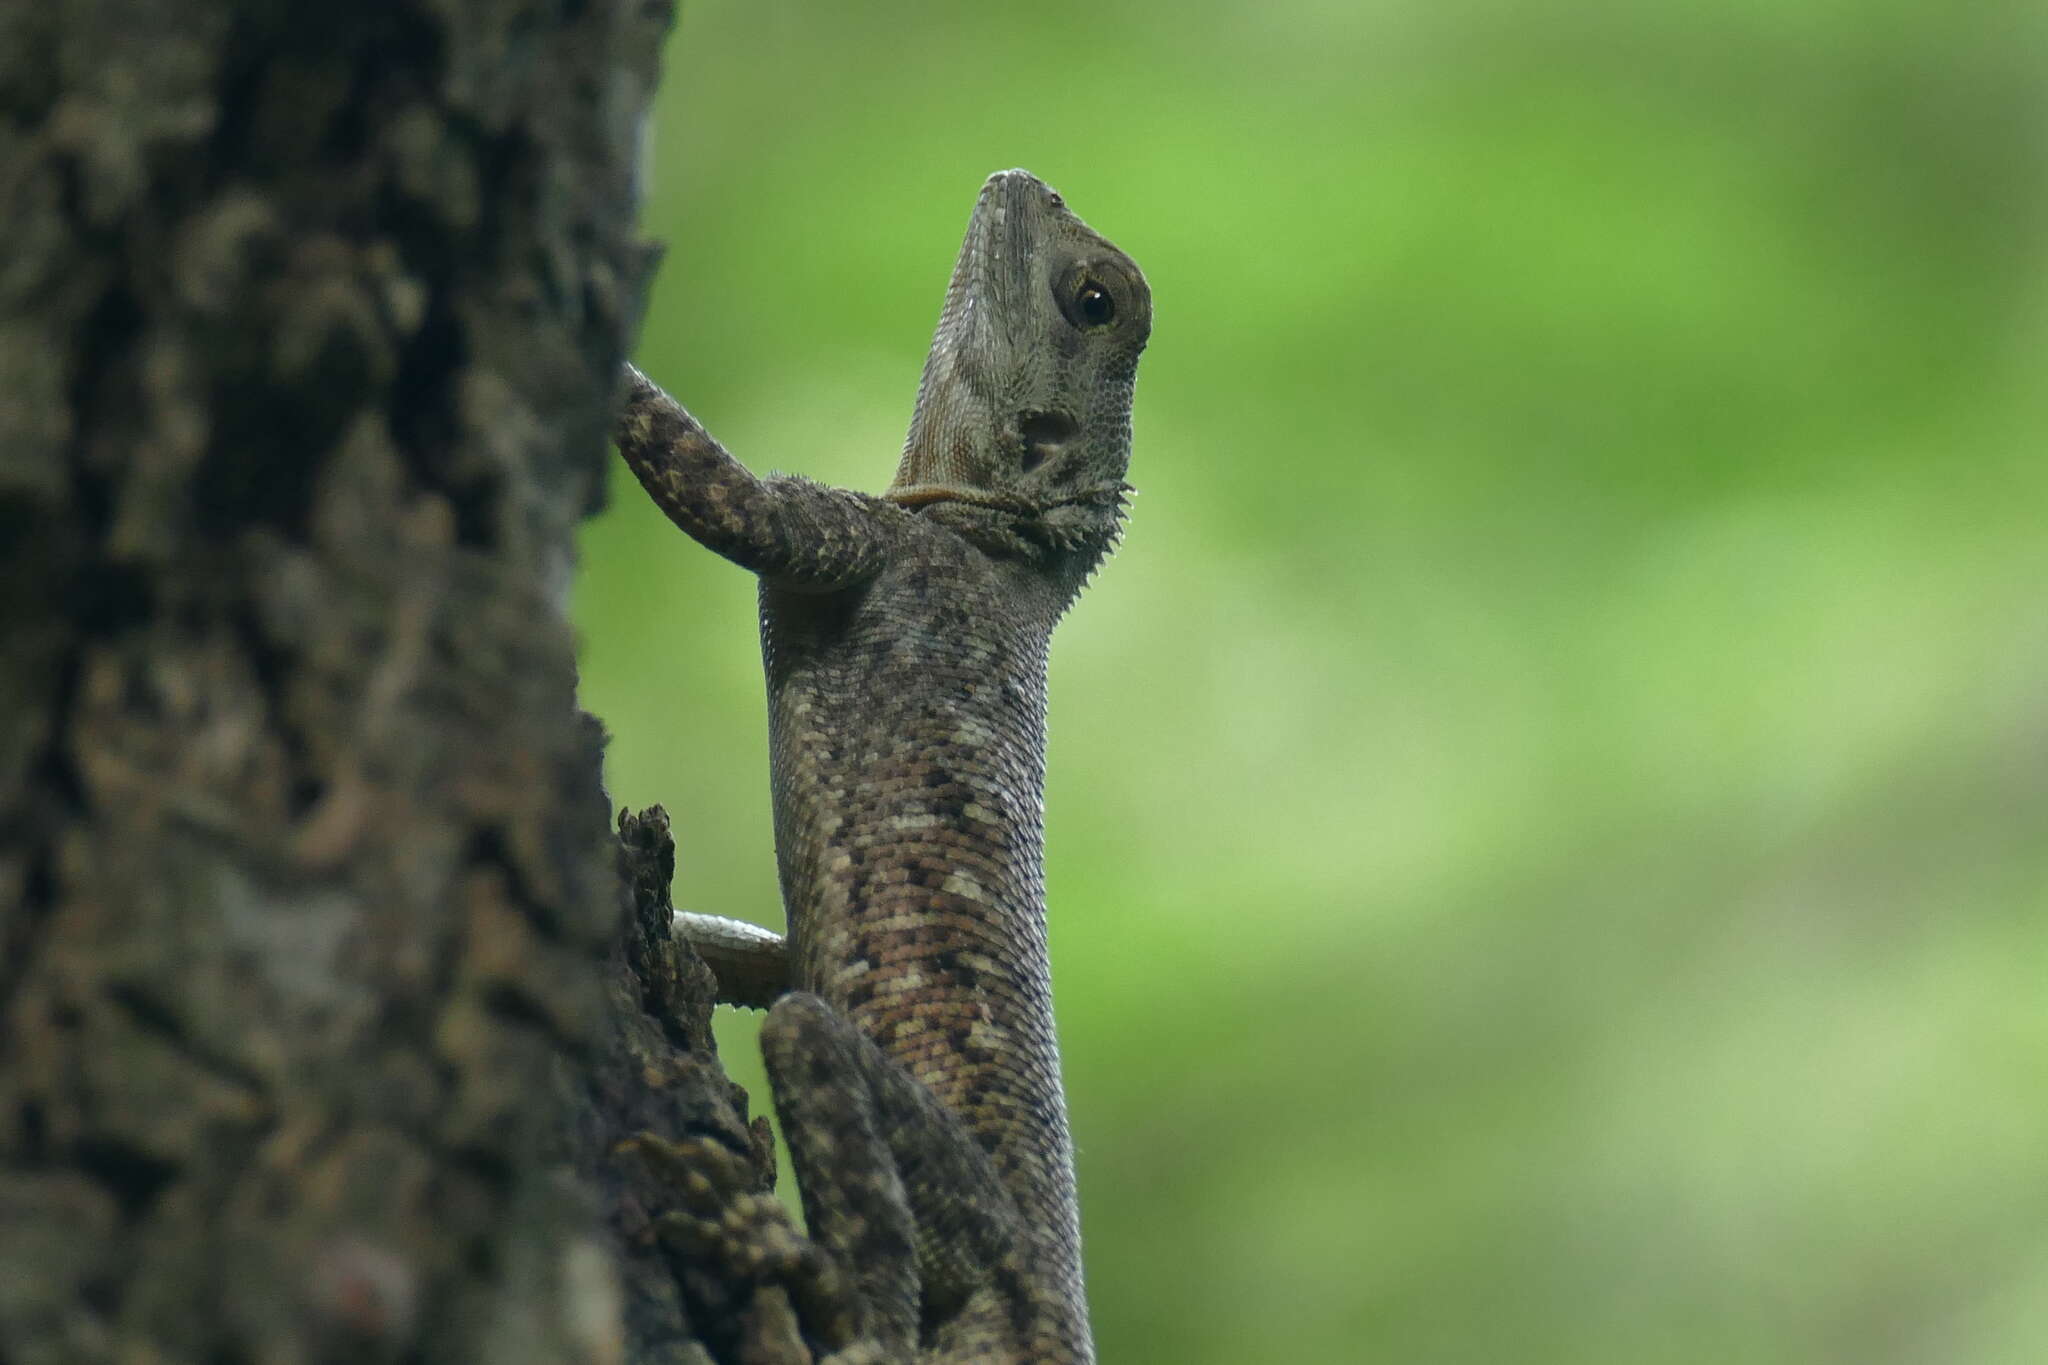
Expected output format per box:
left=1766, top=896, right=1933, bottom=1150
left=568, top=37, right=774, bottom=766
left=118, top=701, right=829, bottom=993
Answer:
left=616, top=170, right=1150, bottom=1362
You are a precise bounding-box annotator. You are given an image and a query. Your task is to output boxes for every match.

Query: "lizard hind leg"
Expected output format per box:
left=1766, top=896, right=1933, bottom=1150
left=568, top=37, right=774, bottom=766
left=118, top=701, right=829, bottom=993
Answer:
left=762, top=992, right=1028, bottom=1353
left=674, top=909, right=790, bottom=1009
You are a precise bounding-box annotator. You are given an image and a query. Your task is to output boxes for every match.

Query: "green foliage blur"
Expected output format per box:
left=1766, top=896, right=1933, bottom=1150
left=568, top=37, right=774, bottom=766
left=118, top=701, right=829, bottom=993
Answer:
left=576, top=2, right=2048, bottom=1359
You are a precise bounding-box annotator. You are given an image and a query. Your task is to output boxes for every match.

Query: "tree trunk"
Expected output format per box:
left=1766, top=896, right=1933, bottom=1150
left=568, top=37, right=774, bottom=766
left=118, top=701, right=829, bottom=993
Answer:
left=0, top=3, right=772, bottom=1361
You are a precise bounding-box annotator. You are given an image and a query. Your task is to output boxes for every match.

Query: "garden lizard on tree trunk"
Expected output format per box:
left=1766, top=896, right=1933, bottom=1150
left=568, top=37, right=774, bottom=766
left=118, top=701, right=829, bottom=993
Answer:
left=614, top=170, right=1150, bottom=1362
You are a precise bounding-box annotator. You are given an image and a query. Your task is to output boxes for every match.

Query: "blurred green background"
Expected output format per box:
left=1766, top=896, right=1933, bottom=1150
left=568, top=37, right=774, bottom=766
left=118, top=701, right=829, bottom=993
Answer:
left=577, top=2, right=2048, bottom=1360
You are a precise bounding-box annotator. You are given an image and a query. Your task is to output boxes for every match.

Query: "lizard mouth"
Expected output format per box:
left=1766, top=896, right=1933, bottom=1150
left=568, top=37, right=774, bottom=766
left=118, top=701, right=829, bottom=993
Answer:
left=883, top=484, right=1031, bottom=512
left=884, top=410, right=1086, bottom=512
left=882, top=480, right=1131, bottom=514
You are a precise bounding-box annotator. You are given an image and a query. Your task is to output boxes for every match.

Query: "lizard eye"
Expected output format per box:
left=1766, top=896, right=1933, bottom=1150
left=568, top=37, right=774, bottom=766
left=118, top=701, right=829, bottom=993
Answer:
left=1075, top=280, right=1115, bottom=328
left=1056, top=261, right=1140, bottom=333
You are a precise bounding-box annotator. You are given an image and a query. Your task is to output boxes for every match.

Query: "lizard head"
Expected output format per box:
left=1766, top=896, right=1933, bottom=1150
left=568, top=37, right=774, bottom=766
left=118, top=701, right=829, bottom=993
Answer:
left=886, top=169, right=1151, bottom=566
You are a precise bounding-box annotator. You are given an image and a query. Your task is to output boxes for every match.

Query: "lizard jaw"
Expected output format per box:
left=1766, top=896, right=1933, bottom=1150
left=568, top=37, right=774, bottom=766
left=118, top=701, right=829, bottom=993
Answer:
left=880, top=480, right=1129, bottom=515
left=881, top=483, right=1030, bottom=512
left=883, top=411, right=1085, bottom=510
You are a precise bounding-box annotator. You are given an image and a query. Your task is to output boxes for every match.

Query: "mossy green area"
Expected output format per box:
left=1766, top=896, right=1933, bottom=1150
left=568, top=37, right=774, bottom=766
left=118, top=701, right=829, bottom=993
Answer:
left=577, top=4, right=2048, bottom=1359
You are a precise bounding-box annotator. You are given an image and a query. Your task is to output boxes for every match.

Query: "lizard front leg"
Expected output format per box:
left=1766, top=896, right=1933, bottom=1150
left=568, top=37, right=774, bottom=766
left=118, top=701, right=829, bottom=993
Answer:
left=616, top=364, right=893, bottom=590
left=617, top=364, right=852, bottom=1004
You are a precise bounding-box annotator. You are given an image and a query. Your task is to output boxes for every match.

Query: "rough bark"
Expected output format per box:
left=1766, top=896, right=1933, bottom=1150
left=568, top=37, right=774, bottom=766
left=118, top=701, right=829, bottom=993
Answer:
left=0, top=2, right=775, bottom=1361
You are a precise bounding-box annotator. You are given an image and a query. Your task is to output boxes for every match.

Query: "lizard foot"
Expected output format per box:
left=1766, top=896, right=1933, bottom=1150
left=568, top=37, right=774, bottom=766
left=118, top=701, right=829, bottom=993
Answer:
left=620, top=1131, right=882, bottom=1362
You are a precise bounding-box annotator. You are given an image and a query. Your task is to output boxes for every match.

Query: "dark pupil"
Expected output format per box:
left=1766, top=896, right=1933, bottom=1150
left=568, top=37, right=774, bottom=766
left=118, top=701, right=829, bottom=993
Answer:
left=1078, top=283, right=1114, bottom=326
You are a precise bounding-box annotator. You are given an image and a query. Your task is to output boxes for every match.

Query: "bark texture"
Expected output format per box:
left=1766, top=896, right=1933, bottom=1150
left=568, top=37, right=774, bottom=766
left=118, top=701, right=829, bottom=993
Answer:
left=0, top=1, right=780, bottom=1361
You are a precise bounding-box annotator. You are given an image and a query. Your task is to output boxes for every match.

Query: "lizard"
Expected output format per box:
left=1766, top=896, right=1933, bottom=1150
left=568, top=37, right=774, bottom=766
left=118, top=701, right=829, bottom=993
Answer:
left=612, top=169, right=1150, bottom=1363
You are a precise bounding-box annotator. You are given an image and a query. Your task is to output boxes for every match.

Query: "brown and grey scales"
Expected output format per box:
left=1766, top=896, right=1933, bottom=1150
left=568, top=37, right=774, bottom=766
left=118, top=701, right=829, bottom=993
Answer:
left=615, top=171, right=1150, bottom=1363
